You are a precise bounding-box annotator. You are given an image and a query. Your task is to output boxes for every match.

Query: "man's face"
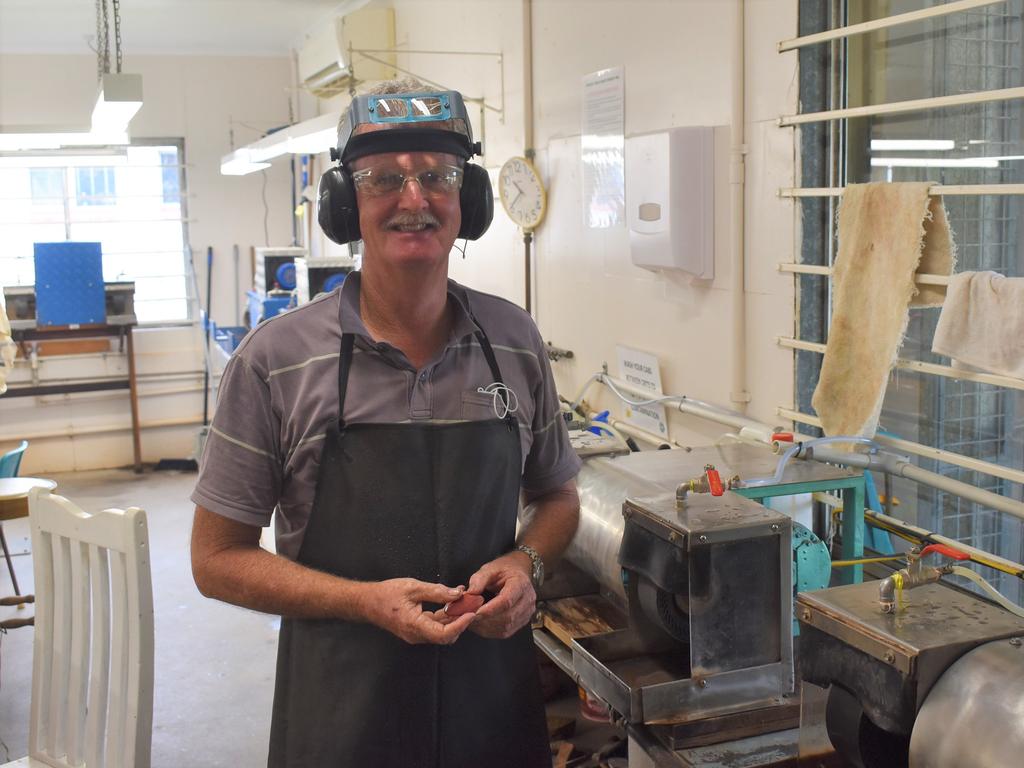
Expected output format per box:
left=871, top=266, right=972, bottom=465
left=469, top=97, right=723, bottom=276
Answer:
left=350, top=148, right=463, bottom=271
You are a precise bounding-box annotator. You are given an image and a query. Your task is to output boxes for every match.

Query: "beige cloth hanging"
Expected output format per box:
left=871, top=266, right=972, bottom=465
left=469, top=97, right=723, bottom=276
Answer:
left=811, top=182, right=956, bottom=437
left=932, top=270, right=1024, bottom=380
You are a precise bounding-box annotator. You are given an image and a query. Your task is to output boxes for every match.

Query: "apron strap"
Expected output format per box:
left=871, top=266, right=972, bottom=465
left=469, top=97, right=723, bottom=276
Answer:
left=337, top=332, right=356, bottom=429
left=472, top=323, right=518, bottom=431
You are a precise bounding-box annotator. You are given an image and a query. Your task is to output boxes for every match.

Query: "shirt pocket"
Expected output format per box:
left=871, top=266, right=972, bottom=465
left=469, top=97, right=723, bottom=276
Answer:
left=461, top=389, right=498, bottom=420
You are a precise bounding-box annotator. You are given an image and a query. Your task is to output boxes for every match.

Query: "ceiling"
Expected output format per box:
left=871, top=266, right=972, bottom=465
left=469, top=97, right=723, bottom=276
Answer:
left=0, top=0, right=368, bottom=57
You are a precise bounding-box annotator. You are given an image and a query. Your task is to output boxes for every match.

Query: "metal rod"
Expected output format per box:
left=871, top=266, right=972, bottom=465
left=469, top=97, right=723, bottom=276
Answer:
left=778, top=0, right=1005, bottom=52
left=779, top=406, right=1024, bottom=487
left=778, top=262, right=952, bottom=286
left=794, top=440, right=1024, bottom=522
left=585, top=409, right=686, bottom=450
left=0, top=416, right=207, bottom=443
left=779, top=86, right=1024, bottom=127
left=776, top=336, right=1024, bottom=392
left=778, top=184, right=1024, bottom=197
left=865, top=510, right=1024, bottom=579
left=352, top=48, right=503, bottom=57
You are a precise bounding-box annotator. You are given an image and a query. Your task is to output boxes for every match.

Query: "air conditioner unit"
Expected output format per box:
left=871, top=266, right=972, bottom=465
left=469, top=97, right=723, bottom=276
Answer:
left=298, top=8, right=396, bottom=99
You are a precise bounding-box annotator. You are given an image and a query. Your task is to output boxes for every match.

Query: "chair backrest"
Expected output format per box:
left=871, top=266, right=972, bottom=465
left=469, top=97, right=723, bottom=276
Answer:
left=27, top=487, right=154, bottom=768
left=0, top=440, right=28, bottom=479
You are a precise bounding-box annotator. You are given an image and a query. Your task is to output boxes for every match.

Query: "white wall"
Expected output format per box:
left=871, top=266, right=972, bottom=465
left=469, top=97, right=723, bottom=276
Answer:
left=0, top=54, right=297, bottom=471
left=321, top=0, right=802, bottom=446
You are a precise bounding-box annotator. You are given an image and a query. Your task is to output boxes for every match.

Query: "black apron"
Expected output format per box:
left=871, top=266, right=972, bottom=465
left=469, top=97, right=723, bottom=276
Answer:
left=268, top=328, right=551, bottom=768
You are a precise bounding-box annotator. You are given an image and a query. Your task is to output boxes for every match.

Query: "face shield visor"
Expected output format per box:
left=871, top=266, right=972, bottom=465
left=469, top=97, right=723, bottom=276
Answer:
left=333, top=91, right=482, bottom=166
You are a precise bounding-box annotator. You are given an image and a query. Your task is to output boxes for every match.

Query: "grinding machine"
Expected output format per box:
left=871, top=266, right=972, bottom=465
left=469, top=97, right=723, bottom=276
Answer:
left=537, top=436, right=1024, bottom=766
left=535, top=439, right=845, bottom=755
left=797, top=566, right=1024, bottom=767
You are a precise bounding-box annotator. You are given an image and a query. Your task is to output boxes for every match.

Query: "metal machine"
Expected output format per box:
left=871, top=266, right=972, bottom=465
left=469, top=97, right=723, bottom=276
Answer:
left=294, top=255, right=355, bottom=304
left=3, top=282, right=136, bottom=330
left=537, top=442, right=851, bottom=760
left=797, top=575, right=1024, bottom=768
left=246, top=246, right=306, bottom=327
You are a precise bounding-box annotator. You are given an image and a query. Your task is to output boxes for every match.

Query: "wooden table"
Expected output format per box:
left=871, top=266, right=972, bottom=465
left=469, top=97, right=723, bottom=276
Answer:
left=0, top=477, right=54, bottom=603
left=0, top=477, right=57, bottom=521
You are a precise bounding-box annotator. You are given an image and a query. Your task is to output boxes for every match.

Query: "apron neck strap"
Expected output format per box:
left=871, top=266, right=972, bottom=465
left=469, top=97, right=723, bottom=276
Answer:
left=338, top=333, right=356, bottom=428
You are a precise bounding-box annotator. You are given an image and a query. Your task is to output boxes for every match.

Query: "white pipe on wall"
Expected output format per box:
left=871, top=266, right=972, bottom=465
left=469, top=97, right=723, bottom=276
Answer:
left=730, top=0, right=750, bottom=409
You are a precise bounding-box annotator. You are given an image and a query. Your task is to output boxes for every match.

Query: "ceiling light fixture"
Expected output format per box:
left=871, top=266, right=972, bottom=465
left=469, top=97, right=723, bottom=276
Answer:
left=92, top=72, right=143, bottom=133
left=221, top=112, right=338, bottom=176
left=220, top=148, right=272, bottom=176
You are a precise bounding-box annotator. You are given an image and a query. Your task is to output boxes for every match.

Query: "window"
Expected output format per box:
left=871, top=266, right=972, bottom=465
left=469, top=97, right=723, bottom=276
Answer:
left=797, top=1, right=1024, bottom=601
left=0, top=141, right=190, bottom=323
left=29, top=168, right=64, bottom=205
left=160, top=151, right=180, bottom=204
left=75, top=166, right=117, bottom=206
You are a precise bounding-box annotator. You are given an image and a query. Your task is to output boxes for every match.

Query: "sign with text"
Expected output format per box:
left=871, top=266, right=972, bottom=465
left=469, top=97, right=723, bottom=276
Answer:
left=616, top=346, right=668, bottom=436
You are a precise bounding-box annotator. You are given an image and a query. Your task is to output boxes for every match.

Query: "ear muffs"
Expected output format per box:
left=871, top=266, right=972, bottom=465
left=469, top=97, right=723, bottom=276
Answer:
left=317, top=162, right=493, bottom=245
left=317, top=166, right=361, bottom=245
left=457, top=164, right=493, bottom=241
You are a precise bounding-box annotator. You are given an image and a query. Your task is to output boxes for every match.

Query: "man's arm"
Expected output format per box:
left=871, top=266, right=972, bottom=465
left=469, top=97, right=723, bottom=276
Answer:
left=464, top=479, right=580, bottom=639
left=190, top=505, right=475, bottom=645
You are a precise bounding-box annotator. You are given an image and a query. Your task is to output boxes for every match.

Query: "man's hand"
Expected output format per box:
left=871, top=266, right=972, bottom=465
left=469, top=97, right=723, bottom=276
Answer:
left=362, top=578, right=476, bottom=645
left=464, top=552, right=536, bottom=639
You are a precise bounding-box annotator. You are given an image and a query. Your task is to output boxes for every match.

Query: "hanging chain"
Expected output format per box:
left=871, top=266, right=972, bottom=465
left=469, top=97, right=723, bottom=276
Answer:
left=95, top=0, right=103, bottom=81
left=100, top=0, right=111, bottom=75
left=113, top=0, right=123, bottom=73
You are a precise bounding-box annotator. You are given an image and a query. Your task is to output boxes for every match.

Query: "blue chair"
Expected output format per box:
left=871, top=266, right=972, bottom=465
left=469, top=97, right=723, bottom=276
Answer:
left=0, top=440, right=29, bottom=595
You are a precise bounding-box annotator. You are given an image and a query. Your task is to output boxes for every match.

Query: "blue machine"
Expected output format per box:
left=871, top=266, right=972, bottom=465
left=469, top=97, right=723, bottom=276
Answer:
left=33, top=242, right=106, bottom=326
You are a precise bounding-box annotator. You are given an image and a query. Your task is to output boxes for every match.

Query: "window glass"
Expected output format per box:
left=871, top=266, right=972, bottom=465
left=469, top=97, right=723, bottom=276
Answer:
left=0, top=142, right=189, bottom=323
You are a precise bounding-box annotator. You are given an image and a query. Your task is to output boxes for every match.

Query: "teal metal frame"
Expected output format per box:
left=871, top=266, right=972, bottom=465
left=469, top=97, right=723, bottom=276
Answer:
left=733, top=473, right=866, bottom=585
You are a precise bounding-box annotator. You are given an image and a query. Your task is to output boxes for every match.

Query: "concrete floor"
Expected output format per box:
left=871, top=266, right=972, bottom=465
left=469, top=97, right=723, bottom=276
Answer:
left=0, top=469, right=277, bottom=767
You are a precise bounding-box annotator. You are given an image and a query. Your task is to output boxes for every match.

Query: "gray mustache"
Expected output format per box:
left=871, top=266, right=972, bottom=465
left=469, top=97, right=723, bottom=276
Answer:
left=385, top=212, right=441, bottom=229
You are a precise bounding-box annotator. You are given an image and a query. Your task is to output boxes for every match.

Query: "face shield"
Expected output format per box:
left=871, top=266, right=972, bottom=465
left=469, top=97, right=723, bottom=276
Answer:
left=332, top=91, right=482, bottom=166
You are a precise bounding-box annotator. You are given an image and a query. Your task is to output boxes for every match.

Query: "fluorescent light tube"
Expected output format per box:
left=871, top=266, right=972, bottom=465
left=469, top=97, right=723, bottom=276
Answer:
left=870, top=139, right=955, bottom=151
left=220, top=148, right=271, bottom=176
left=91, top=73, right=144, bottom=132
left=0, top=129, right=128, bottom=151
left=870, top=157, right=999, bottom=169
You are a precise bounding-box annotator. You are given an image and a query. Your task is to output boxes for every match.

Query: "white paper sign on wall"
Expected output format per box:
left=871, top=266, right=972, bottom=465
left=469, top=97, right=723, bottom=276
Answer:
left=616, top=345, right=668, bottom=436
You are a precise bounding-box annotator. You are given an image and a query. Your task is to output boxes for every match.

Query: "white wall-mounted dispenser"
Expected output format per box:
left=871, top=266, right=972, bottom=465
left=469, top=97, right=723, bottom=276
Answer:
left=625, top=126, right=715, bottom=279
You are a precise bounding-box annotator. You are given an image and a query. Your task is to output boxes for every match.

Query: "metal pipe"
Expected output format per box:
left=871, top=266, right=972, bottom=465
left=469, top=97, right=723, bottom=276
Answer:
left=777, top=334, right=1024, bottom=393
left=5, top=416, right=204, bottom=442
left=778, top=0, right=1004, bottom=52
left=778, top=404, right=1024, bottom=486
left=866, top=510, right=1024, bottom=580
left=780, top=85, right=1024, bottom=127
left=805, top=444, right=1024, bottom=522
left=779, top=183, right=1024, bottom=197
left=599, top=374, right=773, bottom=442
left=730, top=0, right=749, bottom=410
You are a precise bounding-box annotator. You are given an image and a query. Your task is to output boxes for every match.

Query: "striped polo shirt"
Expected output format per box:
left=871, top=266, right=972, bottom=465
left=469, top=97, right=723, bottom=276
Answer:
left=191, top=271, right=581, bottom=560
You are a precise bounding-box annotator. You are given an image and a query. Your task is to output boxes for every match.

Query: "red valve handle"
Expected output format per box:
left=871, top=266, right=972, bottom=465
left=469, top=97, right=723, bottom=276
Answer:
left=706, top=467, right=724, bottom=496
left=772, top=432, right=795, bottom=442
left=921, top=543, right=970, bottom=561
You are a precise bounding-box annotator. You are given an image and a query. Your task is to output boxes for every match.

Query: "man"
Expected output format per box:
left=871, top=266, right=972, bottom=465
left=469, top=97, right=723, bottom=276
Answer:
left=190, top=79, right=581, bottom=768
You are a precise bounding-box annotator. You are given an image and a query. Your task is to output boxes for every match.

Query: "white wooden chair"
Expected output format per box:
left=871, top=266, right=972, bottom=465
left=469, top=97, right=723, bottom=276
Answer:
left=3, top=487, right=154, bottom=768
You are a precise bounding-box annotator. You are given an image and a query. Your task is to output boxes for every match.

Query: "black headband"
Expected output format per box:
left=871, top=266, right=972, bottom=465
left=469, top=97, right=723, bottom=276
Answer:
left=337, top=128, right=482, bottom=165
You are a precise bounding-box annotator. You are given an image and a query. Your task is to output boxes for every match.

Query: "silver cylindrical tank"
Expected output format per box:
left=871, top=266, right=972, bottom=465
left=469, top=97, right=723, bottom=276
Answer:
left=560, top=450, right=703, bottom=610
left=909, top=638, right=1024, bottom=767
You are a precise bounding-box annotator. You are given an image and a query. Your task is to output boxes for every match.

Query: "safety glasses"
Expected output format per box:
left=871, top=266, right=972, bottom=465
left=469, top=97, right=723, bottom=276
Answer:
left=351, top=164, right=464, bottom=198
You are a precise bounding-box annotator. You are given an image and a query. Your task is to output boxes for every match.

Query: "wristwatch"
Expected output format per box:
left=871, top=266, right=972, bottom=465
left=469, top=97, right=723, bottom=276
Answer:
left=515, top=544, right=545, bottom=588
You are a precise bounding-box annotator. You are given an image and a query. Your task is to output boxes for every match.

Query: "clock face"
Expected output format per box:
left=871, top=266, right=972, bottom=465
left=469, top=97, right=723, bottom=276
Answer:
left=498, top=157, right=546, bottom=230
